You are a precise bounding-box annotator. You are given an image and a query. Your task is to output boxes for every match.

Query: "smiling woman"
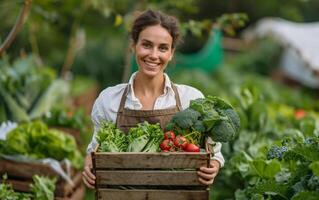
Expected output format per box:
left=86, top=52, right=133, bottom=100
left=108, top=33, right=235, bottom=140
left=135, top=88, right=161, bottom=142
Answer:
left=134, top=25, right=173, bottom=78
left=82, top=9, right=225, bottom=189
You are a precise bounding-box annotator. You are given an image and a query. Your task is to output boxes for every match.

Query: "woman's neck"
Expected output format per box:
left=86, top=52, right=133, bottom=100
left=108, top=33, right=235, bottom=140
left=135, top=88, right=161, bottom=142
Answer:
left=134, top=72, right=165, bottom=97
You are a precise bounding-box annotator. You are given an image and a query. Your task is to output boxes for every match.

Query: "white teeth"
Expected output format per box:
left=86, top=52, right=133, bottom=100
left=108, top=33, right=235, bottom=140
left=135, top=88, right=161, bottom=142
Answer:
left=145, top=61, right=159, bottom=67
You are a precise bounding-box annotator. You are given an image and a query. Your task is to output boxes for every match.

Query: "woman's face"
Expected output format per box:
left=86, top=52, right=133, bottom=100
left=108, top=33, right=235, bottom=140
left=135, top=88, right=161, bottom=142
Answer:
left=133, top=25, right=174, bottom=78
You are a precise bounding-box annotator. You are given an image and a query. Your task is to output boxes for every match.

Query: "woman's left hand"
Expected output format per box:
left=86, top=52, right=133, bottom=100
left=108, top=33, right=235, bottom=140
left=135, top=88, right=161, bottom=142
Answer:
left=197, top=160, right=220, bottom=185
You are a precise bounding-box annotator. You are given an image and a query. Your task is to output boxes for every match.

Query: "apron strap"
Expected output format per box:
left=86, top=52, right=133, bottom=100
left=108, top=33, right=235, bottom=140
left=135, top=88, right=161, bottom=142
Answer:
left=118, top=84, right=130, bottom=113
left=171, top=83, right=182, bottom=111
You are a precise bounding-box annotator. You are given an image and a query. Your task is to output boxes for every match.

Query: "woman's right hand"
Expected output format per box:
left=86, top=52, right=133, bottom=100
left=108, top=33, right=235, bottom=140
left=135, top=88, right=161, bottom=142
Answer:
left=82, top=154, right=96, bottom=189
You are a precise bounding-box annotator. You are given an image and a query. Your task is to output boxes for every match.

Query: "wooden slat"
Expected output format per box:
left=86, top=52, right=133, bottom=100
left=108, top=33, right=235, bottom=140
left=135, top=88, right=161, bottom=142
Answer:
left=96, top=170, right=202, bottom=186
left=0, top=158, right=59, bottom=179
left=3, top=172, right=83, bottom=197
left=6, top=179, right=30, bottom=192
left=97, top=189, right=209, bottom=200
left=93, top=152, right=209, bottom=169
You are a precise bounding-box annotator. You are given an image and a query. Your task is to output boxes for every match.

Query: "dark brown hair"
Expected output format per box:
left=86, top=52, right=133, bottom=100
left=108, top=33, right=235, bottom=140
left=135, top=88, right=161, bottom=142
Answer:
left=131, top=10, right=180, bottom=49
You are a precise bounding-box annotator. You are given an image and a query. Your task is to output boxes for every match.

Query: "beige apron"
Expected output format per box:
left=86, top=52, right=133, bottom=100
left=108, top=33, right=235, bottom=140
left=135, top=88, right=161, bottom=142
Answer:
left=116, top=83, right=182, bottom=133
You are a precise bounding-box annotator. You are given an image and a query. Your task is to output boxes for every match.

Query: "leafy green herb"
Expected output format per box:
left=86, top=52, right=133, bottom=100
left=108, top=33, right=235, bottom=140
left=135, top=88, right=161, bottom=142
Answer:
left=30, top=175, right=56, bottom=200
left=0, top=174, right=55, bottom=200
left=96, top=121, right=163, bottom=152
left=97, top=121, right=127, bottom=152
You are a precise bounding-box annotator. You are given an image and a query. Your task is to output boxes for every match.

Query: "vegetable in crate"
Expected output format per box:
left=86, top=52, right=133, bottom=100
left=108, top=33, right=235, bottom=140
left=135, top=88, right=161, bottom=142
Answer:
left=166, top=96, right=240, bottom=143
left=159, top=131, right=200, bottom=152
left=96, top=121, right=128, bottom=152
left=96, top=121, right=163, bottom=152
left=127, top=121, right=163, bottom=152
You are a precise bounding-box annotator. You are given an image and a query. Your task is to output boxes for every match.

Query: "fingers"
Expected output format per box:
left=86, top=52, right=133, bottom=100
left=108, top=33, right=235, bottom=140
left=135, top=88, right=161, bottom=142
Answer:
left=197, top=170, right=216, bottom=180
left=198, top=177, right=214, bottom=185
left=82, top=168, right=96, bottom=188
left=83, top=168, right=96, bottom=183
left=85, top=166, right=96, bottom=181
left=82, top=154, right=96, bottom=189
left=197, top=164, right=219, bottom=186
left=199, top=166, right=218, bottom=174
left=210, top=160, right=221, bottom=169
left=82, top=175, right=95, bottom=189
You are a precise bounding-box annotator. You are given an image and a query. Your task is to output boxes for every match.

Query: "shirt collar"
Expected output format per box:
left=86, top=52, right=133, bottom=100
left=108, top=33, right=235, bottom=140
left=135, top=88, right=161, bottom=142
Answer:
left=127, top=72, right=174, bottom=101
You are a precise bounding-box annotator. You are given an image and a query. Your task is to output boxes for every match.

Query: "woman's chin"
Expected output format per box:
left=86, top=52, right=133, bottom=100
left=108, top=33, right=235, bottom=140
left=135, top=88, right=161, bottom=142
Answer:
left=140, top=68, right=162, bottom=77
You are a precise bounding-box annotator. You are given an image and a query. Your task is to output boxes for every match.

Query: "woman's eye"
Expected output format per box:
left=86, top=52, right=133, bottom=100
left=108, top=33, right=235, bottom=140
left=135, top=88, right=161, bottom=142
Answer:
left=143, top=43, right=151, bottom=48
left=159, top=46, right=169, bottom=52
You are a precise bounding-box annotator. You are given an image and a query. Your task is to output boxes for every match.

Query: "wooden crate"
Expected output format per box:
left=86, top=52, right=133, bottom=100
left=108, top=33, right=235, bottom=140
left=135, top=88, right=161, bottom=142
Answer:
left=0, top=158, right=80, bottom=198
left=92, top=152, right=210, bottom=200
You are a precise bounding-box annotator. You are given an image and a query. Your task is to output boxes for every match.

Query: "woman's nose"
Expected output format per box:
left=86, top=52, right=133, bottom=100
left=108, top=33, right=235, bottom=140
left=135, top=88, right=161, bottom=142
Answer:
left=149, top=48, right=159, bottom=59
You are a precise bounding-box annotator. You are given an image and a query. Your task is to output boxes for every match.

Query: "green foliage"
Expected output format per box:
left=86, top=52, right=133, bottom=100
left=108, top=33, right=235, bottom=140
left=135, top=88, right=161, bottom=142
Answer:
left=172, top=41, right=319, bottom=199
left=127, top=121, right=164, bottom=152
left=0, top=55, right=69, bottom=122
left=0, top=174, right=31, bottom=200
left=267, top=146, right=288, bottom=160
left=216, top=13, right=249, bottom=36
left=190, top=96, right=240, bottom=142
left=233, top=38, right=282, bottom=76
left=166, top=96, right=240, bottom=144
left=307, top=175, right=319, bottom=191
left=291, top=191, right=319, bottom=200
left=233, top=132, right=319, bottom=199
left=43, top=106, right=89, bottom=132
left=1, top=121, right=83, bottom=169
left=96, top=121, right=164, bottom=152
left=248, top=179, right=290, bottom=199
left=97, top=121, right=127, bottom=152
left=250, top=159, right=281, bottom=179
left=169, top=108, right=201, bottom=129
left=30, top=175, right=56, bottom=200
left=309, top=162, right=319, bottom=177
left=0, top=174, right=55, bottom=200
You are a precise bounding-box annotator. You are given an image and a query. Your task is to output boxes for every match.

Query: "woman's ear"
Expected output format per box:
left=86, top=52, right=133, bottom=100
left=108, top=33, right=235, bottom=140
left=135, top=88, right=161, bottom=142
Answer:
left=169, top=49, right=175, bottom=61
left=130, top=39, right=136, bottom=53
left=130, top=43, right=135, bottom=53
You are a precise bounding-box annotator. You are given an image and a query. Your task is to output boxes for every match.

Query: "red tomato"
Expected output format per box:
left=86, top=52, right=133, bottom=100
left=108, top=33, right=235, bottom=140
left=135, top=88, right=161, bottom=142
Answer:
left=173, top=135, right=188, bottom=149
left=295, top=109, right=306, bottom=119
left=160, top=139, right=174, bottom=151
left=184, top=143, right=200, bottom=152
left=164, top=131, right=176, bottom=140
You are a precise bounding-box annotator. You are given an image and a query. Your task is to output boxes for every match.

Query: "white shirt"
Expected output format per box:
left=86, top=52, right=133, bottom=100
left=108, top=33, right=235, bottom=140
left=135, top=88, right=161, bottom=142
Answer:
left=87, top=72, right=225, bottom=167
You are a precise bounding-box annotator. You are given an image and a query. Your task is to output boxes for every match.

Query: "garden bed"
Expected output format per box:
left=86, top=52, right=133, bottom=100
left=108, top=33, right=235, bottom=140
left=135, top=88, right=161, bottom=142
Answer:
left=0, top=157, right=82, bottom=198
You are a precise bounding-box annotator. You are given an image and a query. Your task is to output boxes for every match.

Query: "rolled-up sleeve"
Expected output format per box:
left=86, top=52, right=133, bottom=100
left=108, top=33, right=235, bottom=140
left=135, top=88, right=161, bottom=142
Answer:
left=86, top=98, right=104, bottom=154
left=207, top=137, right=225, bottom=167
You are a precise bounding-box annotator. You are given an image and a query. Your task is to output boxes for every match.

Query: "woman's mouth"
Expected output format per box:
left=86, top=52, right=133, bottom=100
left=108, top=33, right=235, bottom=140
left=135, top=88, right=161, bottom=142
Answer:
left=144, top=60, right=160, bottom=69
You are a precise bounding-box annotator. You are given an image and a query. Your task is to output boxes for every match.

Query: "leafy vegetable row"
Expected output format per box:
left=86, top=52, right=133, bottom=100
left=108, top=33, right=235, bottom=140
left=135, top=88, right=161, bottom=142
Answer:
left=96, top=121, right=163, bottom=152
left=0, top=174, right=56, bottom=200
left=0, top=121, right=83, bottom=169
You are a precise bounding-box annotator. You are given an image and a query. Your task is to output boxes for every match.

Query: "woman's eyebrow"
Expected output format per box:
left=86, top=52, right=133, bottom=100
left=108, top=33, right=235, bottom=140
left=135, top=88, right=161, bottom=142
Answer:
left=141, top=39, right=152, bottom=43
left=141, top=39, right=169, bottom=46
